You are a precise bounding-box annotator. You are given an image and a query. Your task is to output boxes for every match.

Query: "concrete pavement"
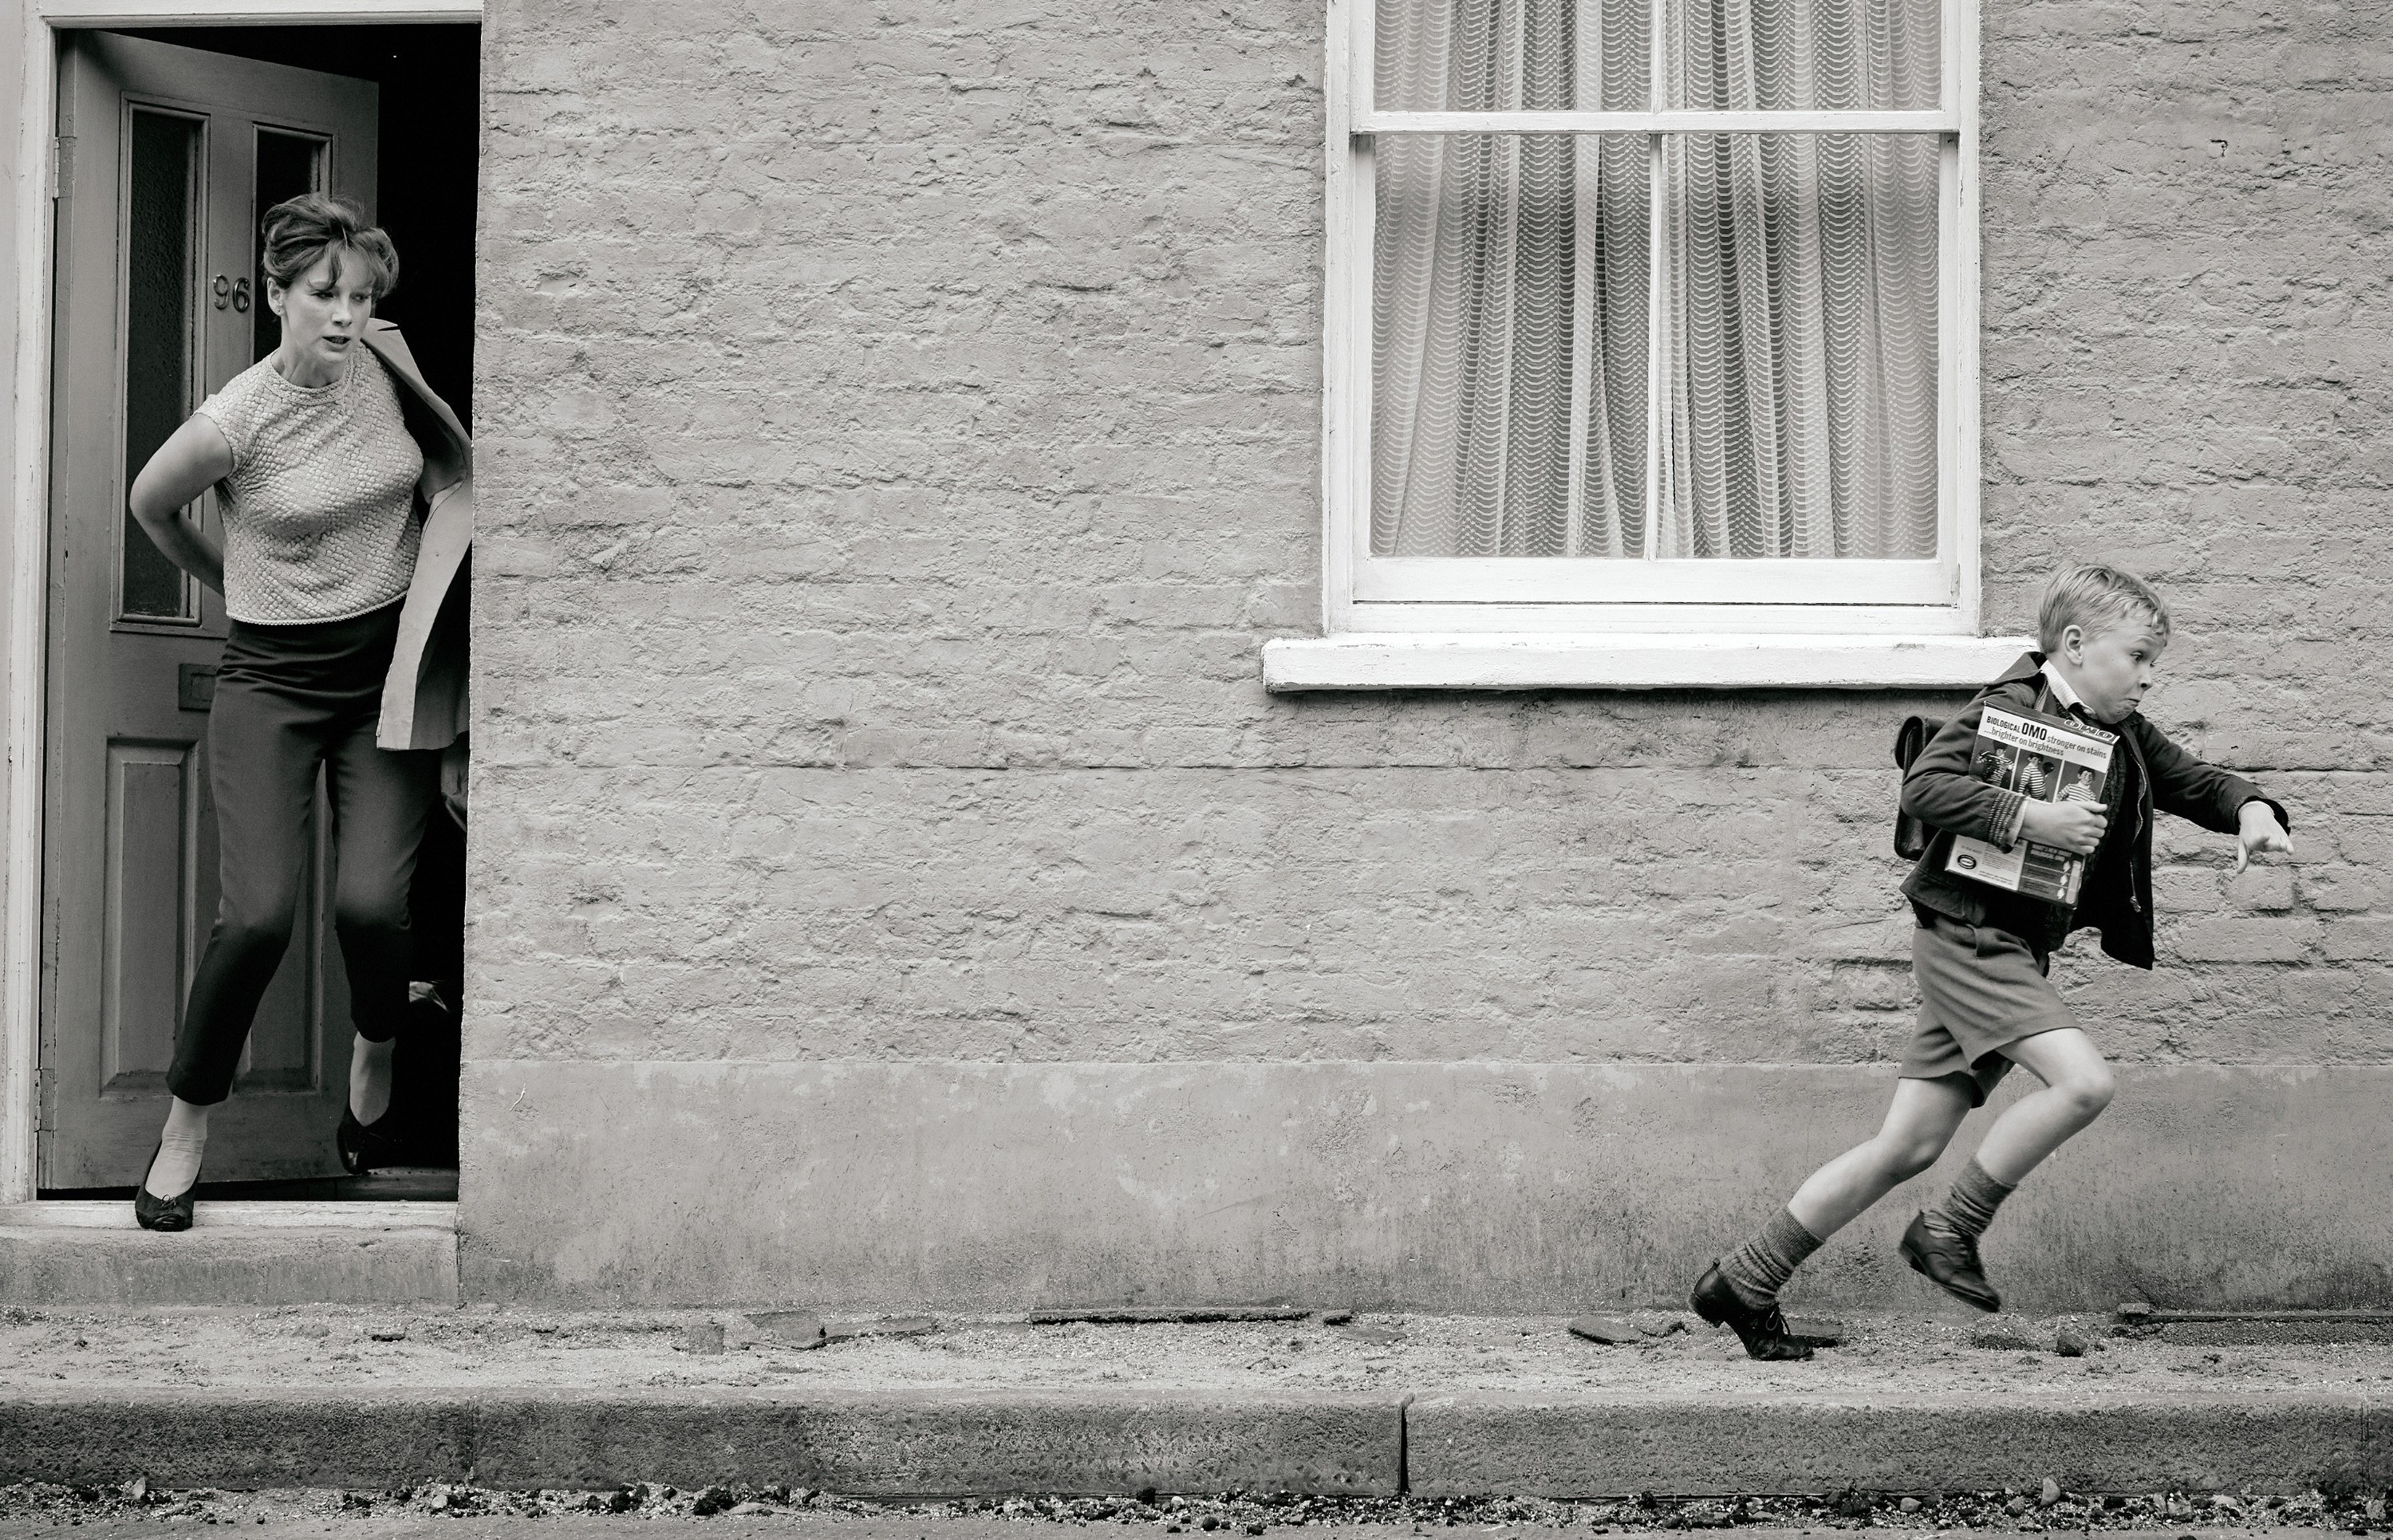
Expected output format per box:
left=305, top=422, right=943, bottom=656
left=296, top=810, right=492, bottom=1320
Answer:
left=4, top=1307, right=2391, bottom=1499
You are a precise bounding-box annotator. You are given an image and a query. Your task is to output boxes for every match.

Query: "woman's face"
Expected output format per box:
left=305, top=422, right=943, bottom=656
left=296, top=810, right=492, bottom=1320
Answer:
left=267, top=245, right=381, bottom=375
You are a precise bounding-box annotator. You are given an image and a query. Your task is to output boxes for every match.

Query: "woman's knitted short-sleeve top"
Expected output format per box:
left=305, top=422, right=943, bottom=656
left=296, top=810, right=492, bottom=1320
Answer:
left=194, top=351, right=424, bottom=624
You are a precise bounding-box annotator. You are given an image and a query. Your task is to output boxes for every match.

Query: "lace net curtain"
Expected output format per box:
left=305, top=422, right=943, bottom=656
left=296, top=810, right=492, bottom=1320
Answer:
left=1371, top=0, right=1943, bottom=561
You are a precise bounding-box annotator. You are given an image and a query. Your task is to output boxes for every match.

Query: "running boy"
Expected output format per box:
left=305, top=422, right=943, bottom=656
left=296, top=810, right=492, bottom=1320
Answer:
left=1690, top=565, right=2293, bottom=1360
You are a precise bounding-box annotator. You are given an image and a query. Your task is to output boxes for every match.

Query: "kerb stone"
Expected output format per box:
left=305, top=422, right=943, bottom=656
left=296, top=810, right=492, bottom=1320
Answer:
left=1405, top=1392, right=2393, bottom=1497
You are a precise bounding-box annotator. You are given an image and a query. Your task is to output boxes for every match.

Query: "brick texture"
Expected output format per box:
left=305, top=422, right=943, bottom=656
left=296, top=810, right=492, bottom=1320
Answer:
left=463, top=0, right=2393, bottom=1296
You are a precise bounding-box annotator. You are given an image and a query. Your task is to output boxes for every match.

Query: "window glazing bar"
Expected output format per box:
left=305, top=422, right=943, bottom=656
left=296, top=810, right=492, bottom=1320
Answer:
left=1358, top=109, right=1957, bottom=134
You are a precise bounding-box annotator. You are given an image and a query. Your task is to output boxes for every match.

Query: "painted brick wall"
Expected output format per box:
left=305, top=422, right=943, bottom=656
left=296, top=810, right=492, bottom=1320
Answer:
left=462, top=0, right=2393, bottom=1306
left=1977, top=0, right=2393, bottom=1017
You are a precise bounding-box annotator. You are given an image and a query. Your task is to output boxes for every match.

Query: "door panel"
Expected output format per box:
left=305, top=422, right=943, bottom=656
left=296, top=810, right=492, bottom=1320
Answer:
left=100, top=742, right=193, bottom=1085
left=41, top=32, right=379, bottom=1188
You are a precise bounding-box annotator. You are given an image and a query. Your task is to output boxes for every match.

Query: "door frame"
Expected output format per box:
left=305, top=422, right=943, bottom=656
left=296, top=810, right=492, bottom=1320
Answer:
left=1, top=0, right=479, bottom=1205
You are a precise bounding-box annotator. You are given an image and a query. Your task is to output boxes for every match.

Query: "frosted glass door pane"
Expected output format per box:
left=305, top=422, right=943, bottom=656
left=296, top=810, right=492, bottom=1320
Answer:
left=120, top=109, right=200, bottom=620
left=251, top=128, right=325, bottom=363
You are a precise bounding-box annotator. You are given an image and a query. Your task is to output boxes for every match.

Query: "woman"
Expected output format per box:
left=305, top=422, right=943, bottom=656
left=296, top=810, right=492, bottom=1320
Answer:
left=125, top=191, right=471, bottom=1230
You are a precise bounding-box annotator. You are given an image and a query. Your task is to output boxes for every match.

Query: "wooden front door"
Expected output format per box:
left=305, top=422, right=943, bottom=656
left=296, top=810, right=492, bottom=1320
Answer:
left=40, top=33, right=379, bottom=1188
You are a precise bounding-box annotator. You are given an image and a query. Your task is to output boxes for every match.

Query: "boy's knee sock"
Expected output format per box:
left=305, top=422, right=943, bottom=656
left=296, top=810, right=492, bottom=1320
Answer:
left=1717, top=1207, right=1824, bottom=1309
left=1926, top=1157, right=2016, bottom=1239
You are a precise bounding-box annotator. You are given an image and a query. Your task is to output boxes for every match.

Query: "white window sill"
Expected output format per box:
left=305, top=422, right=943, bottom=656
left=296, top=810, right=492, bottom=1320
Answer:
left=1260, top=634, right=2035, bottom=691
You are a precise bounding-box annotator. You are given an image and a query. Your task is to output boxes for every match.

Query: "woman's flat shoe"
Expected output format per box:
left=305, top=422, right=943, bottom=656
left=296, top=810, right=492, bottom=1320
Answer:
left=336, top=1105, right=405, bottom=1176
left=133, top=1140, right=195, bottom=1232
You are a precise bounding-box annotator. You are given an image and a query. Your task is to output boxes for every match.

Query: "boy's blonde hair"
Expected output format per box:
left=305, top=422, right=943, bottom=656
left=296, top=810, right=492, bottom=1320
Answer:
left=2037, top=563, right=2171, bottom=652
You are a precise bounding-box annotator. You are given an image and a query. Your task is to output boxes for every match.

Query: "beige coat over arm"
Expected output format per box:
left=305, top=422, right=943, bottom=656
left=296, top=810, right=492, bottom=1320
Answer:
left=359, top=318, right=471, bottom=753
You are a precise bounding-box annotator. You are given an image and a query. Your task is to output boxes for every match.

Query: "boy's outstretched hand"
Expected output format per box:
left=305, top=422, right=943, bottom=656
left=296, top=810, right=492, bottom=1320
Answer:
left=2237, top=802, right=2293, bottom=873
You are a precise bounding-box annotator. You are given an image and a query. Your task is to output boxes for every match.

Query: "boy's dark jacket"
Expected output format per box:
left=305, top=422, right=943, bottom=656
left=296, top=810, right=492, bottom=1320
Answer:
left=1900, top=651, right=2289, bottom=970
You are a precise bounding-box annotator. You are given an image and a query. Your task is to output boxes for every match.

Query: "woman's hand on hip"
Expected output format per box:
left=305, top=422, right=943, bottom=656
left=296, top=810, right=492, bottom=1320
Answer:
left=128, top=414, right=235, bottom=593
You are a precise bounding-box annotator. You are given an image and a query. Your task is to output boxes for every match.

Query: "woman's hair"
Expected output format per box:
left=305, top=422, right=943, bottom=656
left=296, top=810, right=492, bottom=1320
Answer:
left=260, top=191, right=399, bottom=300
left=2036, top=561, right=2170, bottom=652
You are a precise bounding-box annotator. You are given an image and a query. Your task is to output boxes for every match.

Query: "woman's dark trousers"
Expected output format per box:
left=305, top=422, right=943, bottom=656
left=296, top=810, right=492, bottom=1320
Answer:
left=165, top=602, right=438, bottom=1106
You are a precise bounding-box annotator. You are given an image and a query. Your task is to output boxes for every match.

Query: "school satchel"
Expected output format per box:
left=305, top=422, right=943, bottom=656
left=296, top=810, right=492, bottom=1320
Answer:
left=1892, top=715, right=1943, bottom=860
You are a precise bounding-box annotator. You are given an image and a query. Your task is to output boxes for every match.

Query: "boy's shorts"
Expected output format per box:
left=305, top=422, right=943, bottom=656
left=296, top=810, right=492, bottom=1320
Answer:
left=1901, top=912, right=2077, bottom=1106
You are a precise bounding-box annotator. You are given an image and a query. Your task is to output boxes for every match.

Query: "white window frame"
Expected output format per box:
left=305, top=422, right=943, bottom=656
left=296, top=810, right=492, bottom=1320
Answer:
left=1267, top=0, right=2028, bottom=690
left=0, top=0, right=478, bottom=1215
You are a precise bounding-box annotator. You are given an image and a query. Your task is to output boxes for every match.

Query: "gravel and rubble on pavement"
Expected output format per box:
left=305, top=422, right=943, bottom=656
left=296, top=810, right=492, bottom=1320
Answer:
left=0, top=1483, right=2387, bottom=1536
left=6, top=1306, right=2393, bottom=1400
left=2, top=1479, right=2393, bottom=1539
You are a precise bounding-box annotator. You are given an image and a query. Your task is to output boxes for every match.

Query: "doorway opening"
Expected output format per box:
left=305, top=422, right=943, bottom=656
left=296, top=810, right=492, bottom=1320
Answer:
left=36, top=23, right=479, bottom=1206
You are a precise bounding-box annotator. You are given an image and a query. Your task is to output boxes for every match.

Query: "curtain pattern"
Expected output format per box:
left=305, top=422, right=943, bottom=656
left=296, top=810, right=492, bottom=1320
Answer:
left=1370, top=0, right=1943, bottom=564
left=1670, top=0, right=1938, bottom=111
left=1373, top=0, right=1649, bottom=557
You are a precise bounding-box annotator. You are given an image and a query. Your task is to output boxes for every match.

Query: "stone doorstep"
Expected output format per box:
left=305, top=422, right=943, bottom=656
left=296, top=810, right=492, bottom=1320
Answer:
left=2, top=1387, right=2388, bottom=1499
left=0, top=1205, right=459, bottom=1308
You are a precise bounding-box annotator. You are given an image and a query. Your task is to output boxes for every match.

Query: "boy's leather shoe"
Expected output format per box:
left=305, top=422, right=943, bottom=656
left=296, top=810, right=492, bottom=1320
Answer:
left=1900, top=1211, right=2001, bottom=1313
left=1690, top=1262, right=1814, bottom=1361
